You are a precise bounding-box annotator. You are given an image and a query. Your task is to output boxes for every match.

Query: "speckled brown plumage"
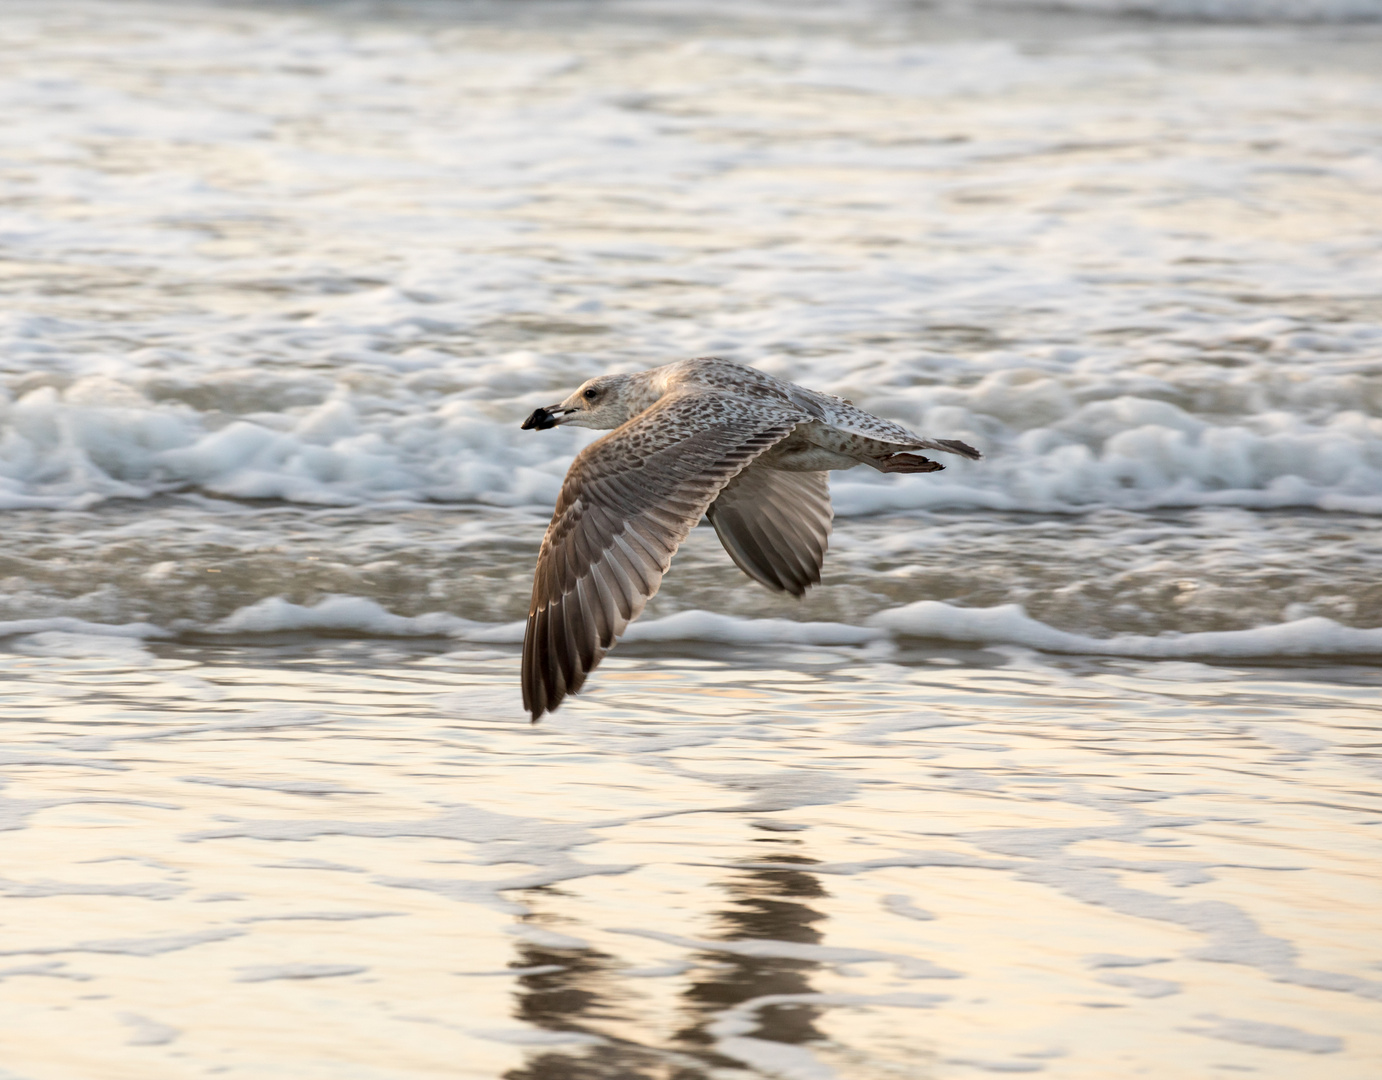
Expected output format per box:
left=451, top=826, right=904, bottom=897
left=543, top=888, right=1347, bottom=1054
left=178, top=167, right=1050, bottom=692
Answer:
left=521, top=358, right=981, bottom=720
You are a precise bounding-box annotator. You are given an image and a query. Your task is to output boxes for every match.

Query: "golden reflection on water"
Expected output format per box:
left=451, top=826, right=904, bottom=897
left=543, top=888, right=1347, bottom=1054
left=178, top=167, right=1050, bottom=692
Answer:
left=0, top=638, right=1378, bottom=1079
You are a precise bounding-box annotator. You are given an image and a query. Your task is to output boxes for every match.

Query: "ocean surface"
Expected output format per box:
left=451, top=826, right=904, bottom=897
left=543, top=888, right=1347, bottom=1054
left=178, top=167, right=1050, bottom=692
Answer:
left=1, top=0, right=1380, bottom=1077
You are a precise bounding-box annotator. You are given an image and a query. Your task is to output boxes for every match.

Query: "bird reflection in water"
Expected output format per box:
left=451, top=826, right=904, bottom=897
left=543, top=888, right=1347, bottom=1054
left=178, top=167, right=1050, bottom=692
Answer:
left=675, top=846, right=828, bottom=1058
left=503, top=832, right=827, bottom=1080
left=501, top=905, right=666, bottom=1080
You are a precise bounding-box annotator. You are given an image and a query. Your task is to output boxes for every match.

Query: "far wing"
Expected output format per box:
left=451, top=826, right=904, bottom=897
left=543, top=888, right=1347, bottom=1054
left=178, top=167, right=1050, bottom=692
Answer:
left=523, top=391, right=806, bottom=721
left=706, top=467, right=832, bottom=597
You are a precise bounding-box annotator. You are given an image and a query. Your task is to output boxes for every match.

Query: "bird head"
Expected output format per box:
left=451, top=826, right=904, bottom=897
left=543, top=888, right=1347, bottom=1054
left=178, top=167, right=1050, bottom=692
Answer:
left=521, top=374, right=646, bottom=432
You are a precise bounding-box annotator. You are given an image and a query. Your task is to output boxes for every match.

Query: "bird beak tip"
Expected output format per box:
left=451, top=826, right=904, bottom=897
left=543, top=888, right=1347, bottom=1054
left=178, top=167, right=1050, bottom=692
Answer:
left=521, top=407, right=561, bottom=431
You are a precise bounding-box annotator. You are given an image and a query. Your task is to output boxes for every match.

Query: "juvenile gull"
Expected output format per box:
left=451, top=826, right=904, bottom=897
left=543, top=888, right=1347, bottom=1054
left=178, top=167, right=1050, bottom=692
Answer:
left=519, top=358, right=980, bottom=720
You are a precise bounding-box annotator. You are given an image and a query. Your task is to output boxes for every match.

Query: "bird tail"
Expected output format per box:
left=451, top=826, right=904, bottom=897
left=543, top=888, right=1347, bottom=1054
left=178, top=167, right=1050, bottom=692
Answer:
left=915, top=437, right=982, bottom=461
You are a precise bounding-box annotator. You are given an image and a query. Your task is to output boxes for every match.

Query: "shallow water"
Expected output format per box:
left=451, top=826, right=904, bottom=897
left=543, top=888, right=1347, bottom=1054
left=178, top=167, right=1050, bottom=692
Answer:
left=1, top=636, right=1379, bottom=1078
left=4, top=499, right=1382, bottom=636
left=2, top=0, right=1382, bottom=1076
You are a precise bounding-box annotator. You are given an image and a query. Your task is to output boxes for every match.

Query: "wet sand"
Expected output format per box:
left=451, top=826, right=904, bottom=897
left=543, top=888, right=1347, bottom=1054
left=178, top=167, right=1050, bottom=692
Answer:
left=1, top=636, right=1378, bottom=1078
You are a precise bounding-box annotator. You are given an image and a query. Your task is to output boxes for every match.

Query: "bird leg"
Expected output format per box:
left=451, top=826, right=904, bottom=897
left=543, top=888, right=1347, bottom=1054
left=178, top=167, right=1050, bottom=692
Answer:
left=876, top=452, right=944, bottom=473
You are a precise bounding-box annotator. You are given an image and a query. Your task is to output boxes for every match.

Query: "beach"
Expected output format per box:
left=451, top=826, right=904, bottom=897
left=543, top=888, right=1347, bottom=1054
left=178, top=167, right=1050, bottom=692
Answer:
left=1, top=0, right=1380, bottom=1075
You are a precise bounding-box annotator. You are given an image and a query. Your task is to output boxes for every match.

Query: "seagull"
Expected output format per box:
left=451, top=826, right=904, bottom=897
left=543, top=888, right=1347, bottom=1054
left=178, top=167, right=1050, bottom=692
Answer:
left=518, top=357, right=980, bottom=720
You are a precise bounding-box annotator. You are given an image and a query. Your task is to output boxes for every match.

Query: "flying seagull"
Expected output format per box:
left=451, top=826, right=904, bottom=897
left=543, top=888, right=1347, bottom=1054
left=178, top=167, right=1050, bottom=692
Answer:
left=518, top=358, right=980, bottom=720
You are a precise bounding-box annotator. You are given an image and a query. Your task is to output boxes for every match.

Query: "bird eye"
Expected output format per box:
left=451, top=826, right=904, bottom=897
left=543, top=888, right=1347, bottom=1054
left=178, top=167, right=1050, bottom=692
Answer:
left=583, top=388, right=599, bottom=400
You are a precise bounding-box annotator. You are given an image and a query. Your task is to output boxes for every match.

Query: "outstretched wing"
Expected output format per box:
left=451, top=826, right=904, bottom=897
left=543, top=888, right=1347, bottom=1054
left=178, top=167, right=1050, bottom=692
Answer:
left=706, top=467, right=832, bottom=597
left=523, top=391, right=806, bottom=720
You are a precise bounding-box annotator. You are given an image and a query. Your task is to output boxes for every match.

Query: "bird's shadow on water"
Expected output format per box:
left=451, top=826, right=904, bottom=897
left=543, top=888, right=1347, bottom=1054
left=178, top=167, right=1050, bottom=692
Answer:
left=502, top=834, right=828, bottom=1080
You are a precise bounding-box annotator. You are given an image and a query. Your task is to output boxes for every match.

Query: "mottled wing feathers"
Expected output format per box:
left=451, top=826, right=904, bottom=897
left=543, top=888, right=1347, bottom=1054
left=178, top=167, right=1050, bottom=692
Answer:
left=523, top=391, right=806, bottom=720
left=707, top=467, right=832, bottom=597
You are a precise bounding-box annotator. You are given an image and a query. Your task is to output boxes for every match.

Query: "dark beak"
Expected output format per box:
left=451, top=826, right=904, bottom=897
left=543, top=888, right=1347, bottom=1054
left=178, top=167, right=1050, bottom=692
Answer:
left=521, top=405, right=571, bottom=431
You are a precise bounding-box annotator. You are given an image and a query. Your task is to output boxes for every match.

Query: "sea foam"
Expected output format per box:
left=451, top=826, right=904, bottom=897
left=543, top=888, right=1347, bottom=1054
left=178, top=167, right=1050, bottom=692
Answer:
left=10, top=596, right=1367, bottom=662
left=5, top=340, right=1381, bottom=517
left=1, top=9, right=1379, bottom=518
left=868, top=601, right=1382, bottom=657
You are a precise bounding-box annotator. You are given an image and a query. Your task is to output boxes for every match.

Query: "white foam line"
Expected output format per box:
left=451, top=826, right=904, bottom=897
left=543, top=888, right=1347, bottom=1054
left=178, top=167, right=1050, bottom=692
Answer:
left=11, top=595, right=1381, bottom=661
left=622, top=610, right=881, bottom=646
left=234, top=963, right=368, bottom=983
left=202, top=596, right=881, bottom=647
left=204, top=596, right=512, bottom=639
left=0, top=617, right=167, bottom=640
left=221, top=596, right=1381, bottom=659
left=869, top=601, right=1382, bottom=658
